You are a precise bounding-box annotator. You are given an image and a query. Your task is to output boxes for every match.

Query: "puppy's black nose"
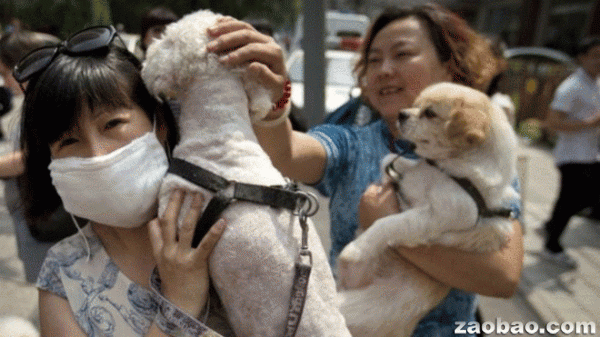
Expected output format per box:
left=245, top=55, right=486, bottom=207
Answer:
left=398, top=111, right=409, bottom=125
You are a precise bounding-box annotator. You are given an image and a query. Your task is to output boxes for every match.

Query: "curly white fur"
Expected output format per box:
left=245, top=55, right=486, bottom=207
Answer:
left=142, top=9, right=350, bottom=337
left=337, top=83, right=519, bottom=336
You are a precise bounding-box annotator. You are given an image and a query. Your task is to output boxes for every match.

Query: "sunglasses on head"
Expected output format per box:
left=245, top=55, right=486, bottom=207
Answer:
left=13, top=25, right=126, bottom=85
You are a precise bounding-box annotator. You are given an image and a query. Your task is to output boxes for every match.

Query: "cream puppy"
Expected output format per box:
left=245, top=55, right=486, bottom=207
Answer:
left=337, top=82, right=519, bottom=337
left=142, top=9, right=350, bottom=337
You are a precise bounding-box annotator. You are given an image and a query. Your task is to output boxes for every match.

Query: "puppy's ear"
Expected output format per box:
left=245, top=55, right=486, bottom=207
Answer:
left=445, top=98, right=491, bottom=148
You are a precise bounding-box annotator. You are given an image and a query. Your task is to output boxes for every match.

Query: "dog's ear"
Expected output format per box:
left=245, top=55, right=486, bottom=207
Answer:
left=445, top=98, right=491, bottom=148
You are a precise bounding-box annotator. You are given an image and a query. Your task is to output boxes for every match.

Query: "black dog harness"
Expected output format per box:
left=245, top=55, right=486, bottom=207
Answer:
left=168, top=157, right=316, bottom=336
left=386, top=158, right=514, bottom=219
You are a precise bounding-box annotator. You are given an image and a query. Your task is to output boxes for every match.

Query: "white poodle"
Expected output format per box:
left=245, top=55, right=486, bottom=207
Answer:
left=337, top=83, right=519, bottom=336
left=142, top=9, right=350, bottom=337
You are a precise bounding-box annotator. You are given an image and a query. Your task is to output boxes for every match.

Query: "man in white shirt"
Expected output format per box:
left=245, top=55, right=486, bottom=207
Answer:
left=542, top=36, right=600, bottom=268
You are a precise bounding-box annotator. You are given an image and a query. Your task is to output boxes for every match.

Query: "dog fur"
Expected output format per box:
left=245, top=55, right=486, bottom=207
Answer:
left=337, top=82, right=519, bottom=336
left=141, top=9, right=350, bottom=337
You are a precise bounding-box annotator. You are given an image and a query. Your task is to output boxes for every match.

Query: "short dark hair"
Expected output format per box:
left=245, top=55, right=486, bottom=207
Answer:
left=575, top=36, right=600, bottom=57
left=18, top=45, right=178, bottom=223
left=140, top=6, right=179, bottom=49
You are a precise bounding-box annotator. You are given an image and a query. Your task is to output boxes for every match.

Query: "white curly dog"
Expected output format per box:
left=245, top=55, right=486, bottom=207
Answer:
left=142, top=9, right=350, bottom=337
left=337, top=83, right=519, bottom=337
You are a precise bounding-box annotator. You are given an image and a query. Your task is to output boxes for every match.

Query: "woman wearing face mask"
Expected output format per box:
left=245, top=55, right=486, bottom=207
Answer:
left=228, top=4, right=524, bottom=336
left=16, top=22, right=287, bottom=336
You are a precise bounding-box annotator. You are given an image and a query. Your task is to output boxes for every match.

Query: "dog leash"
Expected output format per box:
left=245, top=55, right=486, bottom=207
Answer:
left=167, top=157, right=318, bottom=336
left=386, top=157, right=514, bottom=219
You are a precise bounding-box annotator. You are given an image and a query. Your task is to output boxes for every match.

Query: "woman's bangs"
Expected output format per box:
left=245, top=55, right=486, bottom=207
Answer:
left=29, top=54, right=134, bottom=144
left=78, top=57, right=134, bottom=114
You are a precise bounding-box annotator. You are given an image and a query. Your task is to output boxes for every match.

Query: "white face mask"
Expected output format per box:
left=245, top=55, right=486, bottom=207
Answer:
left=48, top=132, right=169, bottom=228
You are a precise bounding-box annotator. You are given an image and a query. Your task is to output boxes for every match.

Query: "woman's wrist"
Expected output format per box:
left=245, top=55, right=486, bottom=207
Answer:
left=253, top=80, right=291, bottom=127
left=254, top=102, right=291, bottom=127
left=149, top=268, right=214, bottom=336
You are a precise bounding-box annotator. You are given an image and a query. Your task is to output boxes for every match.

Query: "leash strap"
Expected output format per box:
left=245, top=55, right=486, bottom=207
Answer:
left=283, top=212, right=312, bottom=337
left=168, top=158, right=307, bottom=247
left=450, top=177, right=514, bottom=218
left=192, top=187, right=235, bottom=248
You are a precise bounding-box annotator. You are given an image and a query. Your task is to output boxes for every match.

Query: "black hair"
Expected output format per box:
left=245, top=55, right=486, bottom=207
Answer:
left=140, top=6, right=179, bottom=51
left=244, top=18, right=274, bottom=37
left=575, top=36, right=600, bottom=57
left=18, top=44, right=178, bottom=223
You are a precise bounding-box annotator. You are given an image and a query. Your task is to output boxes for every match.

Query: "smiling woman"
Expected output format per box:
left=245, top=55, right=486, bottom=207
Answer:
left=253, top=3, right=522, bottom=337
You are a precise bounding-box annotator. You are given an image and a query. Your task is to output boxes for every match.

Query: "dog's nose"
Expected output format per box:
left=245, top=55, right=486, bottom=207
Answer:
left=398, top=111, right=409, bottom=125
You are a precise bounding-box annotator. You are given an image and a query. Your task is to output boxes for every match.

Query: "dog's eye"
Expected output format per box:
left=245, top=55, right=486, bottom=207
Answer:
left=420, top=107, right=437, bottom=119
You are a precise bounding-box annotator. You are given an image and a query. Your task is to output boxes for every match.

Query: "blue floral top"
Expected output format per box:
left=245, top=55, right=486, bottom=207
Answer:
left=37, top=225, right=225, bottom=337
left=308, top=120, right=521, bottom=337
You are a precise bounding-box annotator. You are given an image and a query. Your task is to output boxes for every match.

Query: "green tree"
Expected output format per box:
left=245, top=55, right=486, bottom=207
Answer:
left=6, top=0, right=297, bottom=38
left=91, top=0, right=111, bottom=26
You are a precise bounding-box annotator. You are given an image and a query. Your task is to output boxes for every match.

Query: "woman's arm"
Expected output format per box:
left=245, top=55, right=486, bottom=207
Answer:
left=359, top=183, right=524, bottom=298
left=544, top=108, right=600, bottom=132
left=253, top=120, right=327, bottom=184
left=206, top=18, right=327, bottom=184
left=39, top=290, right=87, bottom=336
left=395, top=222, right=523, bottom=298
left=0, top=151, right=24, bottom=178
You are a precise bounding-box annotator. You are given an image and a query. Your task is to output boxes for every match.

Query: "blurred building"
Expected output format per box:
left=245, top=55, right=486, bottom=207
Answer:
left=475, top=0, right=600, bottom=55
left=331, top=0, right=600, bottom=56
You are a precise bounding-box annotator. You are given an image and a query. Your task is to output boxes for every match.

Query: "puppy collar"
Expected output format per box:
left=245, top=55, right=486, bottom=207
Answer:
left=425, top=159, right=514, bottom=219
left=386, top=158, right=514, bottom=219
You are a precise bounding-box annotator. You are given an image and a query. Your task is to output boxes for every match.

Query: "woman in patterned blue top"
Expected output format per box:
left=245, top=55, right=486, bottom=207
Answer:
left=251, top=4, right=524, bottom=336
left=16, top=21, right=289, bottom=336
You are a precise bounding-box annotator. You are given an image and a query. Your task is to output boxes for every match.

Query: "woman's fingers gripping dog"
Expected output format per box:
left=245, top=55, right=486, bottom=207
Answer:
left=206, top=19, right=287, bottom=92
left=149, top=189, right=184, bottom=256
left=358, top=183, right=400, bottom=231
left=148, top=189, right=228, bottom=316
left=177, top=192, right=204, bottom=248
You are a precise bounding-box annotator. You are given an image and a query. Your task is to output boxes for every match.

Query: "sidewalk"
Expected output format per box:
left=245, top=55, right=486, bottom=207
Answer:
left=516, top=144, right=600, bottom=336
left=0, top=141, right=599, bottom=335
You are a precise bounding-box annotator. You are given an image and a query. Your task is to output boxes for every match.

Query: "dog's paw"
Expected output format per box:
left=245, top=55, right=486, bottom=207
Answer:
left=339, top=242, right=369, bottom=263
left=337, top=243, right=377, bottom=289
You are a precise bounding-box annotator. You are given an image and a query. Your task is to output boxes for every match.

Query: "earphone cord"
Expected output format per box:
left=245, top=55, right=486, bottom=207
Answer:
left=70, top=214, right=91, bottom=261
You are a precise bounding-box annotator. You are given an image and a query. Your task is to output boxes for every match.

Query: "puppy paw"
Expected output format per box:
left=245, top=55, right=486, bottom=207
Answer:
left=339, top=242, right=369, bottom=263
left=337, top=243, right=376, bottom=289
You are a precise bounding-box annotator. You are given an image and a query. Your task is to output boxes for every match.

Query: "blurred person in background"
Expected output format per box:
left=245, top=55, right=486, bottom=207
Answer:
left=133, top=6, right=179, bottom=60
left=541, top=36, right=600, bottom=268
left=0, top=28, right=75, bottom=284
left=486, top=36, right=516, bottom=127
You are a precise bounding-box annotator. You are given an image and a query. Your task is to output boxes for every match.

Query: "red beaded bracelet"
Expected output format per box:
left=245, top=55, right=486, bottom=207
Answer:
left=273, top=80, right=291, bottom=111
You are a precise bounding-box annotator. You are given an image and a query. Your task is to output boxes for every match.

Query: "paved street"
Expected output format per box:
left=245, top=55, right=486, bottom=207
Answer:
left=1, top=139, right=599, bottom=336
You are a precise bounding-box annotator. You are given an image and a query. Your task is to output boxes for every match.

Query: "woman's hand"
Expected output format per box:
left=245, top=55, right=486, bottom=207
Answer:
left=206, top=17, right=288, bottom=120
left=358, top=182, right=400, bottom=231
left=148, top=190, right=227, bottom=318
